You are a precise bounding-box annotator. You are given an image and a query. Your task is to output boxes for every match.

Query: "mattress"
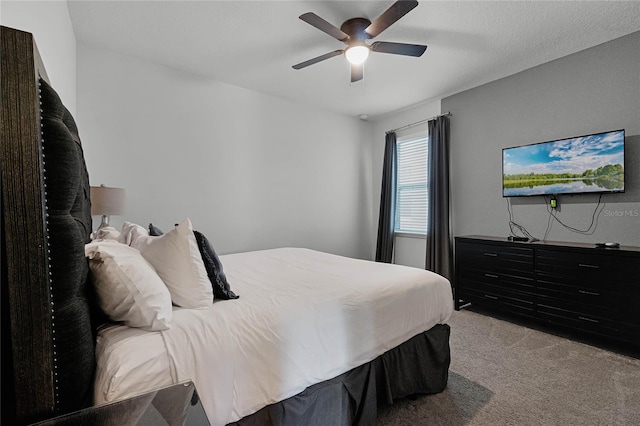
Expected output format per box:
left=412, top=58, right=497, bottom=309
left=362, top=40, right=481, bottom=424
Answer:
left=94, top=248, right=453, bottom=425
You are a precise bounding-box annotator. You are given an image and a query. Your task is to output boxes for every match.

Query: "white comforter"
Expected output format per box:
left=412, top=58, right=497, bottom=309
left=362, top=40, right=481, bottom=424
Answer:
left=94, top=248, right=453, bottom=425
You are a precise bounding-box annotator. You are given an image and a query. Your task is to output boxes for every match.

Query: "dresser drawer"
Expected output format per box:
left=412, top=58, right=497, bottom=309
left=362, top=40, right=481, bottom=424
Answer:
left=459, top=266, right=535, bottom=293
left=536, top=249, right=639, bottom=290
left=537, top=273, right=640, bottom=318
left=618, top=322, right=640, bottom=343
left=457, top=242, right=533, bottom=276
left=535, top=291, right=630, bottom=321
left=459, top=282, right=536, bottom=319
left=536, top=301, right=621, bottom=337
left=535, top=271, right=637, bottom=297
left=536, top=279, right=607, bottom=309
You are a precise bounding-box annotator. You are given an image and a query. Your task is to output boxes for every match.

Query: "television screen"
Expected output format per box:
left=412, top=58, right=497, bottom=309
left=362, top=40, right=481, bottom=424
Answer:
left=502, top=129, right=625, bottom=197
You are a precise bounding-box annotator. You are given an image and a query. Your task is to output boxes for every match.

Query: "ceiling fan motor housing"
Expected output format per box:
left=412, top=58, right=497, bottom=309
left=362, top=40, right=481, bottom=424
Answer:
left=340, top=18, right=373, bottom=43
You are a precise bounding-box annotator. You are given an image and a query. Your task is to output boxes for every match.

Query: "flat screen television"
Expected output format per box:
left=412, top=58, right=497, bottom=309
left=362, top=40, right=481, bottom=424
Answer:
left=502, top=129, right=625, bottom=197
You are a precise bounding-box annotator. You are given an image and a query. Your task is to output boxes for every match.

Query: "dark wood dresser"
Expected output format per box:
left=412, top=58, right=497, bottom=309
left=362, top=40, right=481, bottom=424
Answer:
left=455, top=235, right=640, bottom=347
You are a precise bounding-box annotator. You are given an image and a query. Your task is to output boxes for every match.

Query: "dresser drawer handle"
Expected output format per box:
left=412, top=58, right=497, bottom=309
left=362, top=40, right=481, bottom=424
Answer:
left=578, top=316, right=600, bottom=324
left=578, top=263, right=600, bottom=269
left=485, top=273, right=499, bottom=279
left=484, top=294, right=498, bottom=300
left=578, top=290, right=600, bottom=296
left=484, top=252, right=498, bottom=257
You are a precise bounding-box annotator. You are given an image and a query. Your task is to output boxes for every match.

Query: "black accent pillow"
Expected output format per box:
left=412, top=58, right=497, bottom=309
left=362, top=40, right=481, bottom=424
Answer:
left=193, top=230, right=239, bottom=300
left=149, top=223, right=164, bottom=236
left=148, top=223, right=238, bottom=300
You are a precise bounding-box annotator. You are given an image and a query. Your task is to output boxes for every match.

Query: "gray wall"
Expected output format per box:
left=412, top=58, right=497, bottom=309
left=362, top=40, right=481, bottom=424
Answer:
left=443, top=31, right=640, bottom=247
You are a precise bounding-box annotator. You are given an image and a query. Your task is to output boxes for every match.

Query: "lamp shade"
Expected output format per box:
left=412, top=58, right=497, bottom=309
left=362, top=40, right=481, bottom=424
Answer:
left=90, top=186, right=126, bottom=215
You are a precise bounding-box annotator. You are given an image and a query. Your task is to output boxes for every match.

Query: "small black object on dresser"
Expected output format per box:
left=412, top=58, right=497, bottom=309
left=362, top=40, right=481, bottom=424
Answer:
left=455, top=235, right=640, bottom=348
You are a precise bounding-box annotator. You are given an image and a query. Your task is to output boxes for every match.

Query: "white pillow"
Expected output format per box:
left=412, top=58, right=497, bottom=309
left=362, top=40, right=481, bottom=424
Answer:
left=118, top=221, right=148, bottom=245
left=131, top=218, right=213, bottom=309
left=91, top=226, right=121, bottom=241
left=85, top=240, right=172, bottom=331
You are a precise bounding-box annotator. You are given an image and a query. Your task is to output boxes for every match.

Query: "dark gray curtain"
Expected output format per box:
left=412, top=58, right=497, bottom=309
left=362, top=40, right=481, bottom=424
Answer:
left=375, top=132, right=397, bottom=263
left=425, top=116, right=452, bottom=280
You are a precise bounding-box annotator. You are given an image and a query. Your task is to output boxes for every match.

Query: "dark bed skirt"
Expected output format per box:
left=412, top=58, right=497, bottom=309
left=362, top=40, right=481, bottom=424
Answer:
left=229, top=324, right=451, bottom=426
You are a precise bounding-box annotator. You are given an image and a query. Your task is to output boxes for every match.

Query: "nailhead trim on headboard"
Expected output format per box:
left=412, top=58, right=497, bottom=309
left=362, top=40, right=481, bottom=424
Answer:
left=38, top=79, right=61, bottom=410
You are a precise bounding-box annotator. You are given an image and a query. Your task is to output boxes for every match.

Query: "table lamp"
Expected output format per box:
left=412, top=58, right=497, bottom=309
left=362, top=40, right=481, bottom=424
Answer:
left=90, top=185, right=126, bottom=231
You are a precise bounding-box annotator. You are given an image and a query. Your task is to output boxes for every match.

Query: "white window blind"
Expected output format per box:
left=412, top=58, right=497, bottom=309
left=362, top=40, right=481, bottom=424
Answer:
left=395, top=133, right=428, bottom=234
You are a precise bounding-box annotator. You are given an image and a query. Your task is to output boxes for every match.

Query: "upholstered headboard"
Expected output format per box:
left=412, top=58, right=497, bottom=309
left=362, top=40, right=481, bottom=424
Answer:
left=1, top=26, right=96, bottom=424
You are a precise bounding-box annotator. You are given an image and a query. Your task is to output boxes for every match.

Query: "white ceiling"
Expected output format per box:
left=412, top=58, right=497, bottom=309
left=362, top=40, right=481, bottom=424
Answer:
left=68, top=1, right=640, bottom=119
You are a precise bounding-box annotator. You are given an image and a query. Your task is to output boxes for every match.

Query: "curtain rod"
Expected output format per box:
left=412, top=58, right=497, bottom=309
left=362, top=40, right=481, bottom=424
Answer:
left=386, top=111, right=452, bottom=134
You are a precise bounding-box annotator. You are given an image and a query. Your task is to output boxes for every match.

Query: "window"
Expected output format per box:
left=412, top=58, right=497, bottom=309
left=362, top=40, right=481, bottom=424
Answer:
left=394, top=131, right=428, bottom=234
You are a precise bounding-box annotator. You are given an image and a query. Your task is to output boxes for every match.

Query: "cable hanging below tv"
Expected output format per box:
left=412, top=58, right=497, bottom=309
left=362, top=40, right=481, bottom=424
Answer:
left=502, top=129, right=625, bottom=197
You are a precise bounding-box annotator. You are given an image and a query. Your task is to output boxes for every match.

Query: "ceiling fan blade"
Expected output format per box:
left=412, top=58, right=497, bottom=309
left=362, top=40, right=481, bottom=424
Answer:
left=365, top=0, right=419, bottom=38
left=371, top=41, right=427, bottom=57
left=351, top=63, right=363, bottom=82
left=299, top=12, right=349, bottom=42
left=292, top=50, right=344, bottom=70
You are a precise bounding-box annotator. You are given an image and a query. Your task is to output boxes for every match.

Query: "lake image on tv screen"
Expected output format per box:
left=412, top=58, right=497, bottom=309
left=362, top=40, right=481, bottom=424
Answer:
left=503, top=130, right=624, bottom=196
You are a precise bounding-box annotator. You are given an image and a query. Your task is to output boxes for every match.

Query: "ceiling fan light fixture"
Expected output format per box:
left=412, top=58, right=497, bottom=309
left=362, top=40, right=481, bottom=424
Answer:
left=294, top=1, right=425, bottom=81
left=345, top=44, right=370, bottom=65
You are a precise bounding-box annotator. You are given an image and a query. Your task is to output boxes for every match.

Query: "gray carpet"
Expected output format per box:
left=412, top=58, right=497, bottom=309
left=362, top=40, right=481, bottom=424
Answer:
left=378, top=309, right=640, bottom=425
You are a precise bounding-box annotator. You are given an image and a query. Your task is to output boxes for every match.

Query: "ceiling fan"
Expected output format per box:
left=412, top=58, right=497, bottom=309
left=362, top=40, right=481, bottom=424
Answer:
left=292, top=0, right=427, bottom=82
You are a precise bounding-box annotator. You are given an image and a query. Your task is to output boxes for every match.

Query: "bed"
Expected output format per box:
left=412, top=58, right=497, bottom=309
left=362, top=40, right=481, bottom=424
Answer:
left=1, top=26, right=453, bottom=425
